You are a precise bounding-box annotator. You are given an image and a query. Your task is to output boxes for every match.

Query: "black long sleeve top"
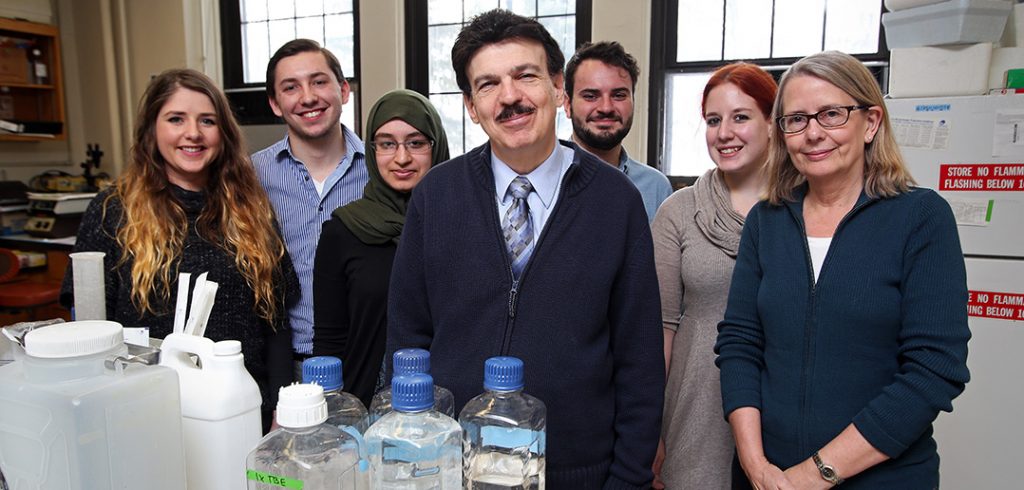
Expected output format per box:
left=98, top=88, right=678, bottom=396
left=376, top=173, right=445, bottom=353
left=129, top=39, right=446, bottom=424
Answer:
left=312, top=216, right=395, bottom=407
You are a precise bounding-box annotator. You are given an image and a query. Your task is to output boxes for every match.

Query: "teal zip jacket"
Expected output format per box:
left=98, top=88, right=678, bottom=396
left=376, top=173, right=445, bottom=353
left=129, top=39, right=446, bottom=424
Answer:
left=716, top=185, right=970, bottom=488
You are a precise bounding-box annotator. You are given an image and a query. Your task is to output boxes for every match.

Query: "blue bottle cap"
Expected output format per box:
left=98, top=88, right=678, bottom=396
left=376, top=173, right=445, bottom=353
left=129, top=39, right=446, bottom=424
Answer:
left=484, top=356, right=524, bottom=392
left=393, top=348, right=431, bottom=375
left=392, top=373, right=434, bottom=412
left=302, top=356, right=343, bottom=391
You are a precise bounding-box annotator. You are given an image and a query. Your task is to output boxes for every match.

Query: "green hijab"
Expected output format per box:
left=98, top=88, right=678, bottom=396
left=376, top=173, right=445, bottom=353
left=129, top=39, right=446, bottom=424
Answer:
left=335, top=89, right=450, bottom=245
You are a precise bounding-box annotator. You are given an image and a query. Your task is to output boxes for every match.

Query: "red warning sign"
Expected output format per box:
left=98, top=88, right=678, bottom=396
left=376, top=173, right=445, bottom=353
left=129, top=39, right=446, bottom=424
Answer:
left=939, top=164, right=1024, bottom=191
left=968, top=290, right=1024, bottom=321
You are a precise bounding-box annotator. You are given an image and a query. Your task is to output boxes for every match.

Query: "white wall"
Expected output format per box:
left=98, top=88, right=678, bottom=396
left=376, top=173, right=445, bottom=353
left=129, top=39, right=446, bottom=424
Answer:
left=592, top=0, right=652, bottom=162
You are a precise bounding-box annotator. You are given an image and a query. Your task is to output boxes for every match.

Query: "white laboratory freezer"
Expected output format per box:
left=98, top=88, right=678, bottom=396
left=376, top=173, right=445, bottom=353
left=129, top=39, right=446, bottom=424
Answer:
left=886, top=95, right=1024, bottom=489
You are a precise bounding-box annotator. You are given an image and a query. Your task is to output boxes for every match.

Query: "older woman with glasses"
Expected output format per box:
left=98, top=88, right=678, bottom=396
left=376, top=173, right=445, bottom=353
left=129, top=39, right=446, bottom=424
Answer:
left=715, top=51, right=970, bottom=489
left=312, top=89, right=449, bottom=406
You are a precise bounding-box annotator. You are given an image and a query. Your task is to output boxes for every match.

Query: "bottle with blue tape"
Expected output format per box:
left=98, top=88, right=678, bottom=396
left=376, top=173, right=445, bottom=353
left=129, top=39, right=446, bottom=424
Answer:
left=460, top=356, right=546, bottom=489
left=368, top=348, right=455, bottom=425
left=246, top=384, right=369, bottom=489
left=364, top=373, right=462, bottom=488
left=302, top=356, right=369, bottom=433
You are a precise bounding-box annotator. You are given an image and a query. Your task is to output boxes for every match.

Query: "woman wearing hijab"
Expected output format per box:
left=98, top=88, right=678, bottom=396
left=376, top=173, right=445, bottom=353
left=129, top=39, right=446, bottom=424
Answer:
left=312, top=89, right=450, bottom=406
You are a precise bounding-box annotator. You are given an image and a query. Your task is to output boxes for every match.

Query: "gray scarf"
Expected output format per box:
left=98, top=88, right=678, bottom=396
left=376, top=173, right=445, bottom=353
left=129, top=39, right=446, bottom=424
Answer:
left=692, top=168, right=745, bottom=257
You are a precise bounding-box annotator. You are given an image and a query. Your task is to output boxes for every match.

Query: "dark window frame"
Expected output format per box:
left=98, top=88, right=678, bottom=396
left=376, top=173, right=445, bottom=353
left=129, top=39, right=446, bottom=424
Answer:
left=404, top=1, right=592, bottom=95
left=218, top=0, right=362, bottom=127
left=404, top=1, right=591, bottom=153
left=648, top=0, right=890, bottom=179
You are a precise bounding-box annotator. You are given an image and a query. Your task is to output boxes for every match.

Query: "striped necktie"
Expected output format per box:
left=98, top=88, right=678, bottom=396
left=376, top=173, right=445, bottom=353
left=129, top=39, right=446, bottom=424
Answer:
left=502, top=176, right=534, bottom=278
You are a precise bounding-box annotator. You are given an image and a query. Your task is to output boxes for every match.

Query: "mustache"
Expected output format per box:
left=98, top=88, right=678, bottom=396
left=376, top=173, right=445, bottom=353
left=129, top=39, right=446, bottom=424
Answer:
left=497, top=104, right=536, bottom=122
left=587, top=111, right=622, bottom=123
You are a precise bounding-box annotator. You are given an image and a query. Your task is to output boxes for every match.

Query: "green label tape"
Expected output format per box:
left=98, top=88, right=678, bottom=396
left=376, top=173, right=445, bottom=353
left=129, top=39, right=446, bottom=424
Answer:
left=246, top=469, right=304, bottom=489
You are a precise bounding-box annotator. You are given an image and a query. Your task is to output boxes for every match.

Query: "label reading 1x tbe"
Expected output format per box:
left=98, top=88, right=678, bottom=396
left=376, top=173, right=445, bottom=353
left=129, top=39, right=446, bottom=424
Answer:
left=246, top=469, right=304, bottom=489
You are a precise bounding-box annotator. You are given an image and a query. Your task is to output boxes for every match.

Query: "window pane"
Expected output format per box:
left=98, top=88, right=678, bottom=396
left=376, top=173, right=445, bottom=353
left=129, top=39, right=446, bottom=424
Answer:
left=426, top=0, right=577, bottom=153
left=243, top=22, right=270, bottom=84
left=665, top=72, right=715, bottom=177
left=724, top=0, right=772, bottom=60
left=241, top=0, right=268, bottom=22
left=677, top=0, right=724, bottom=62
left=505, top=0, right=536, bottom=17
left=268, top=19, right=297, bottom=60
left=430, top=0, right=465, bottom=25
left=538, top=0, right=575, bottom=16
left=324, top=0, right=353, bottom=14
left=824, top=0, right=881, bottom=54
left=429, top=25, right=461, bottom=93
left=295, top=0, right=322, bottom=18
left=772, top=0, right=825, bottom=58
left=431, top=93, right=466, bottom=155
left=267, top=1, right=295, bottom=21
left=538, top=16, right=575, bottom=67
left=295, top=16, right=324, bottom=46
left=465, top=105, right=489, bottom=150
left=466, top=0, right=499, bottom=19
left=325, top=13, right=356, bottom=78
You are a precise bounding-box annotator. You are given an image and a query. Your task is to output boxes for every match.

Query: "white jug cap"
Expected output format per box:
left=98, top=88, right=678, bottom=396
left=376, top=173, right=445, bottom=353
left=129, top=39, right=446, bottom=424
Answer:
left=213, top=340, right=242, bottom=356
left=25, top=321, right=124, bottom=358
left=276, top=383, right=327, bottom=428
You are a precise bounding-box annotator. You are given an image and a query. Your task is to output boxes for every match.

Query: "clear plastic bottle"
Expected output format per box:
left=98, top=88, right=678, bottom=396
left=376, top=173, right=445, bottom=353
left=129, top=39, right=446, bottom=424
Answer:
left=303, top=356, right=369, bottom=433
left=460, top=357, right=546, bottom=490
left=365, top=373, right=462, bottom=489
left=246, top=384, right=369, bottom=489
left=369, top=348, right=455, bottom=424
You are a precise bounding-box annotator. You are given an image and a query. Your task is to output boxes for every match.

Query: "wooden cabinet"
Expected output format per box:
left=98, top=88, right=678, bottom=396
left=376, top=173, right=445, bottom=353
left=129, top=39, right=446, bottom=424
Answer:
left=0, top=17, right=65, bottom=142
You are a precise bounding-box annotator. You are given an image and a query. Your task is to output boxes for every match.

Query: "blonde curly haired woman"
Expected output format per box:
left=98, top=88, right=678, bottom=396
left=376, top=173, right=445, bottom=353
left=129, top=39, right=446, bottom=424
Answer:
left=62, top=68, right=299, bottom=432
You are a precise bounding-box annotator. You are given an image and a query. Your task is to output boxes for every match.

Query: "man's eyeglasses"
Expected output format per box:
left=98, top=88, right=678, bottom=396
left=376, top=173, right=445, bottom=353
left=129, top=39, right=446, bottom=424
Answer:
left=369, top=139, right=433, bottom=155
left=776, top=105, right=870, bottom=134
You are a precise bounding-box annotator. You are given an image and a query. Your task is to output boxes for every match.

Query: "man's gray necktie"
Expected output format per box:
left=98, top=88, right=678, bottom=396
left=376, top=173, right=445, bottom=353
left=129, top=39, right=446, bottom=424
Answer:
left=502, top=176, right=534, bottom=279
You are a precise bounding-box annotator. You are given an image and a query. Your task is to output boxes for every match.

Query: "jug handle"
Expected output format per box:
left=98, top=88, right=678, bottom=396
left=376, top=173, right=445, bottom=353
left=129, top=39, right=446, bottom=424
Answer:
left=158, top=333, right=215, bottom=371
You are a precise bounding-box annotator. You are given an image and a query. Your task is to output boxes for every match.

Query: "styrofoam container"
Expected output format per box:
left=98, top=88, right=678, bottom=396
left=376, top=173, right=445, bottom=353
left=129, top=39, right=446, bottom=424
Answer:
left=888, top=43, right=993, bottom=97
left=998, top=3, right=1024, bottom=47
left=882, top=0, right=1013, bottom=49
left=885, top=0, right=947, bottom=11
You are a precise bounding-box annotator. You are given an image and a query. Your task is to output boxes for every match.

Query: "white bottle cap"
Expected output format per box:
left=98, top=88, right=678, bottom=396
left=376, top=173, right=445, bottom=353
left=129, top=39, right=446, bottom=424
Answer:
left=24, top=320, right=124, bottom=358
left=276, top=383, right=328, bottom=428
left=212, top=340, right=242, bottom=356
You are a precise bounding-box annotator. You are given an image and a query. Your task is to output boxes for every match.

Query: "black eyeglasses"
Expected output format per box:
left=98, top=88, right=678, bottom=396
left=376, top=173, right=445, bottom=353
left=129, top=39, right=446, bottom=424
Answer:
left=369, top=139, right=434, bottom=155
left=776, top=105, right=870, bottom=134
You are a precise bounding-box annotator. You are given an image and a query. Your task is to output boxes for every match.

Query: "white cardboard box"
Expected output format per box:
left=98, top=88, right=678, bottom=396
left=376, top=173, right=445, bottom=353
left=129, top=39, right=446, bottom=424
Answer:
left=889, top=43, right=993, bottom=97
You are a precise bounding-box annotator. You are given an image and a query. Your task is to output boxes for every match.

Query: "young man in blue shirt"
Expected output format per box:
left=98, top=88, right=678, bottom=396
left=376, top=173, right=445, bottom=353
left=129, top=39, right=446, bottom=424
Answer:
left=251, top=39, right=369, bottom=376
left=565, top=41, right=673, bottom=223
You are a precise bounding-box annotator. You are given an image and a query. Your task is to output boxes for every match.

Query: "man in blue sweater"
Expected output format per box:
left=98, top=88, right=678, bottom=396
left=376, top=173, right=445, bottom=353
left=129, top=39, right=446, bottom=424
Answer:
left=386, top=9, right=664, bottom=489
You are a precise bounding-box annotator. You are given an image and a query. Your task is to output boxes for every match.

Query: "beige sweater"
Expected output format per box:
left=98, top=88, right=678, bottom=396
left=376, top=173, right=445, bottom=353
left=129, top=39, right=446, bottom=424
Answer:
left=652, top=185, right=738, bottom=489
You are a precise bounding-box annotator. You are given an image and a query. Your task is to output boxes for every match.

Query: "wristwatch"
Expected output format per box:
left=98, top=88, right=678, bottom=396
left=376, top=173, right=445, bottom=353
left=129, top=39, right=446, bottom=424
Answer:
left=812, top=451, right=844, bottom=486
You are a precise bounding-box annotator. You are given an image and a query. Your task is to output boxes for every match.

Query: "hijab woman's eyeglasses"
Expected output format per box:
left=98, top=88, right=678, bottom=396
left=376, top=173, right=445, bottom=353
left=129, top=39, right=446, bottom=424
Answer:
left=370, top=139, right=434, bottom=155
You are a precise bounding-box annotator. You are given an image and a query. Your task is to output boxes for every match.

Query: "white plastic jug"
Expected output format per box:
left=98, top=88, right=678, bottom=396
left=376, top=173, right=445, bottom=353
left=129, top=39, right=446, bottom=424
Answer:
left=0, top=320, right=186, bottom=490
left=159, top=333, right=262, bottom=490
